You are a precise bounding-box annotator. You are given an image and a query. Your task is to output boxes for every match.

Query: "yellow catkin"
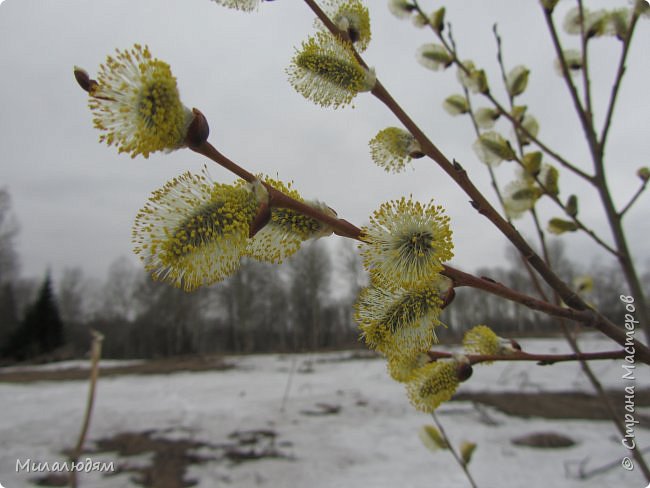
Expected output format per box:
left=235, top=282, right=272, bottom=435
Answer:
left=354, top=282, right=444, bottom=356
left=242, top=177, right=335, bottom=264
left=369, top=127, right=421, bottom=173
left=406, top=360, right=460, bottom=412
left=287, top=31, right=375, bottom=109
left=387, top=350, right=431, bottom=383
left=360, top=197, right=454, bottom=289
left=132, top=171, right=259, bottom=291
left=320, top=0, right=372, bottom=52
left=88, top=44, right=192, bottom=158
left=462, top=325, right=501, bottom=363
left=210, top=0, right=260, bottom=12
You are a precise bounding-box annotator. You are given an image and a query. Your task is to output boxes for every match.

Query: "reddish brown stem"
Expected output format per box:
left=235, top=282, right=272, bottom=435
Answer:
left=427, top=349, right=626, bottom=365
left=189, top=140, right=361, bottom=239
left=301, top=0, right=650, bottom=362
left=190, top=128, right=650, bottom=363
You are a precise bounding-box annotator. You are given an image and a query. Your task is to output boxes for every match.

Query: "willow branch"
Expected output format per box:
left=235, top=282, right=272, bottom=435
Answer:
left=542, top=7, right=599, bottom=157
left=189, top=140, right=360, bottom=239
left=600, top=12, right=640, bottom=149
left=427, top=348, right=626, bottom=365
left=190, top=111, right=650, bottom=362
left=532, top=195, right=650, bottom=479
left=577, top=0, right=595, bottom=133
left=369, top=77, right=591, bottom=310
left=298, top=0, right=650, bottom=362
left=415, top=3, right=593, bottom=183
left=488, top=93, right=593, bottom=182
left=619, top=178, right=648, bottom=218
left=508, top=153, right=619, bottom=256
left=431, top=411, right=479, bottom=488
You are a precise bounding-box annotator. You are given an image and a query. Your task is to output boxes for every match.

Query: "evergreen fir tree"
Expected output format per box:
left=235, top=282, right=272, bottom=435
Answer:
left=2, top=273, right=65, bottom=361
left=0, top=282, right=18, bottom=345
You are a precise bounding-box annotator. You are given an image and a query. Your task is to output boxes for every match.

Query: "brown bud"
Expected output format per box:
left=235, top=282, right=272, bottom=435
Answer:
left=73, top=66, right=98, bottom=93
left=409, top=150, right=425, bottom=159
left=441, top=287, right=455, bottom=309
left=456, top=362, right=473, bottom=382
left=347, top=27, right=360, bottom=44
left=185, top=108, right=210, bottom=148
left=249, top=201, right=271, bottom=238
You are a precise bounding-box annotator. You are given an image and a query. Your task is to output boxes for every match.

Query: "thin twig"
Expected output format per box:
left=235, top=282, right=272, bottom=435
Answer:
left=508, top=152, right=619, bottom=256
left=542, top=7, right=599, bottom=160
left=531, top=194, right=650, bottom=480
left=599, top=12, right=640, bottom=149
left=492, top=24, right=615, bottom=256
left=280, top=356, right=298, bottom=413
left=540, top=4, right=650, bottom=345
left=488, top=94, right=593, bottom=182
left=414, top=3, right=593, bottom=183
left=577, top=0, right=595, bottom=134
left=619, top=178, right=648, bottom=218
left=69, top=330, right=104, bottom=488
left=431, top=412, right=479, bottom=488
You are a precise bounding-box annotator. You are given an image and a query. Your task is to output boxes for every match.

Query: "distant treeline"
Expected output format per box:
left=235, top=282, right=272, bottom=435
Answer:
left=0, top=187, right=647, bottom=363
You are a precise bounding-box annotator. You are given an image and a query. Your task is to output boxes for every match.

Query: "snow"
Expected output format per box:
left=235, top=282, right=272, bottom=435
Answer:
left=0, top=335, right=648, bottom=488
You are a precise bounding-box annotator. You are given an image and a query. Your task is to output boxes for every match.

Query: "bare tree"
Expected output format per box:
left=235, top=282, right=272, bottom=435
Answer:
left=287, top=241, right=332, bottom=351
left=0, top=188, right=19, bottom=285
left=0, top=188, right=20, bottom=347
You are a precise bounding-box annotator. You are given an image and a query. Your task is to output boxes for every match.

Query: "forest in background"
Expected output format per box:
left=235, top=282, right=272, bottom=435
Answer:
left=0, top=187, right=647, bottom=362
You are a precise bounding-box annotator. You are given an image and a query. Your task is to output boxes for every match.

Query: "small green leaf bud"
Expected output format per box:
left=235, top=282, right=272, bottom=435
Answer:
left=548, top=218, right=578, bottom=234
left=511, top=105, right=527, bottom=122
left=460, top=441, right=477, bottom=466
left=522, top=152, right=542, bottom=178
left=540, top=0, right=559, bottom=13
left=555, top=50, right=583, bottom=76
left=566, top=194, right=578, bottom=217
left=443, top=95, right=469, bottom=116
left=457, top=61, right=489, bottom=94
left=573, top=275, right=594, bottom=294
left=540, top=164, right=559, bottom=196
left=473, top=132, right=516, bottom=166
left=518, top=114, right=539, bottom=145
left=607, top=9, right=631, bottom=40
left=506, top=66, right=530, bottom=98
left=475, top=108, right=500, bottom=129
left=416, top=44, right=453, bottom=71
left=388, top=0, right=415, bottom=19
left=430, top=7, right=446, bottom=33
left=419, top=425, right=449, bottom=451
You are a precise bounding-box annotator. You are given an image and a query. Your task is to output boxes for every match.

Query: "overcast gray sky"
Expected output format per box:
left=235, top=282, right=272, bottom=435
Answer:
left=0, top=0, right=648, bottom=284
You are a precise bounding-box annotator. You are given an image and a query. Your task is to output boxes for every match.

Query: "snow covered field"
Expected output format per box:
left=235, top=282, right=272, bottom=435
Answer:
left=0, top=335, right=648, bottom=488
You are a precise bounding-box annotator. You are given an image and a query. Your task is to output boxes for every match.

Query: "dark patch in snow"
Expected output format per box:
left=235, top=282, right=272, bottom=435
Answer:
left=512, top=432, right=576, bottom=448
left=83, top=428, right=292, bottom=487
left=454, top=390, right=650, bottom=424
left=300, top=402, right=342, bottom=416
left=32, top=473, right=69, bottom=486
